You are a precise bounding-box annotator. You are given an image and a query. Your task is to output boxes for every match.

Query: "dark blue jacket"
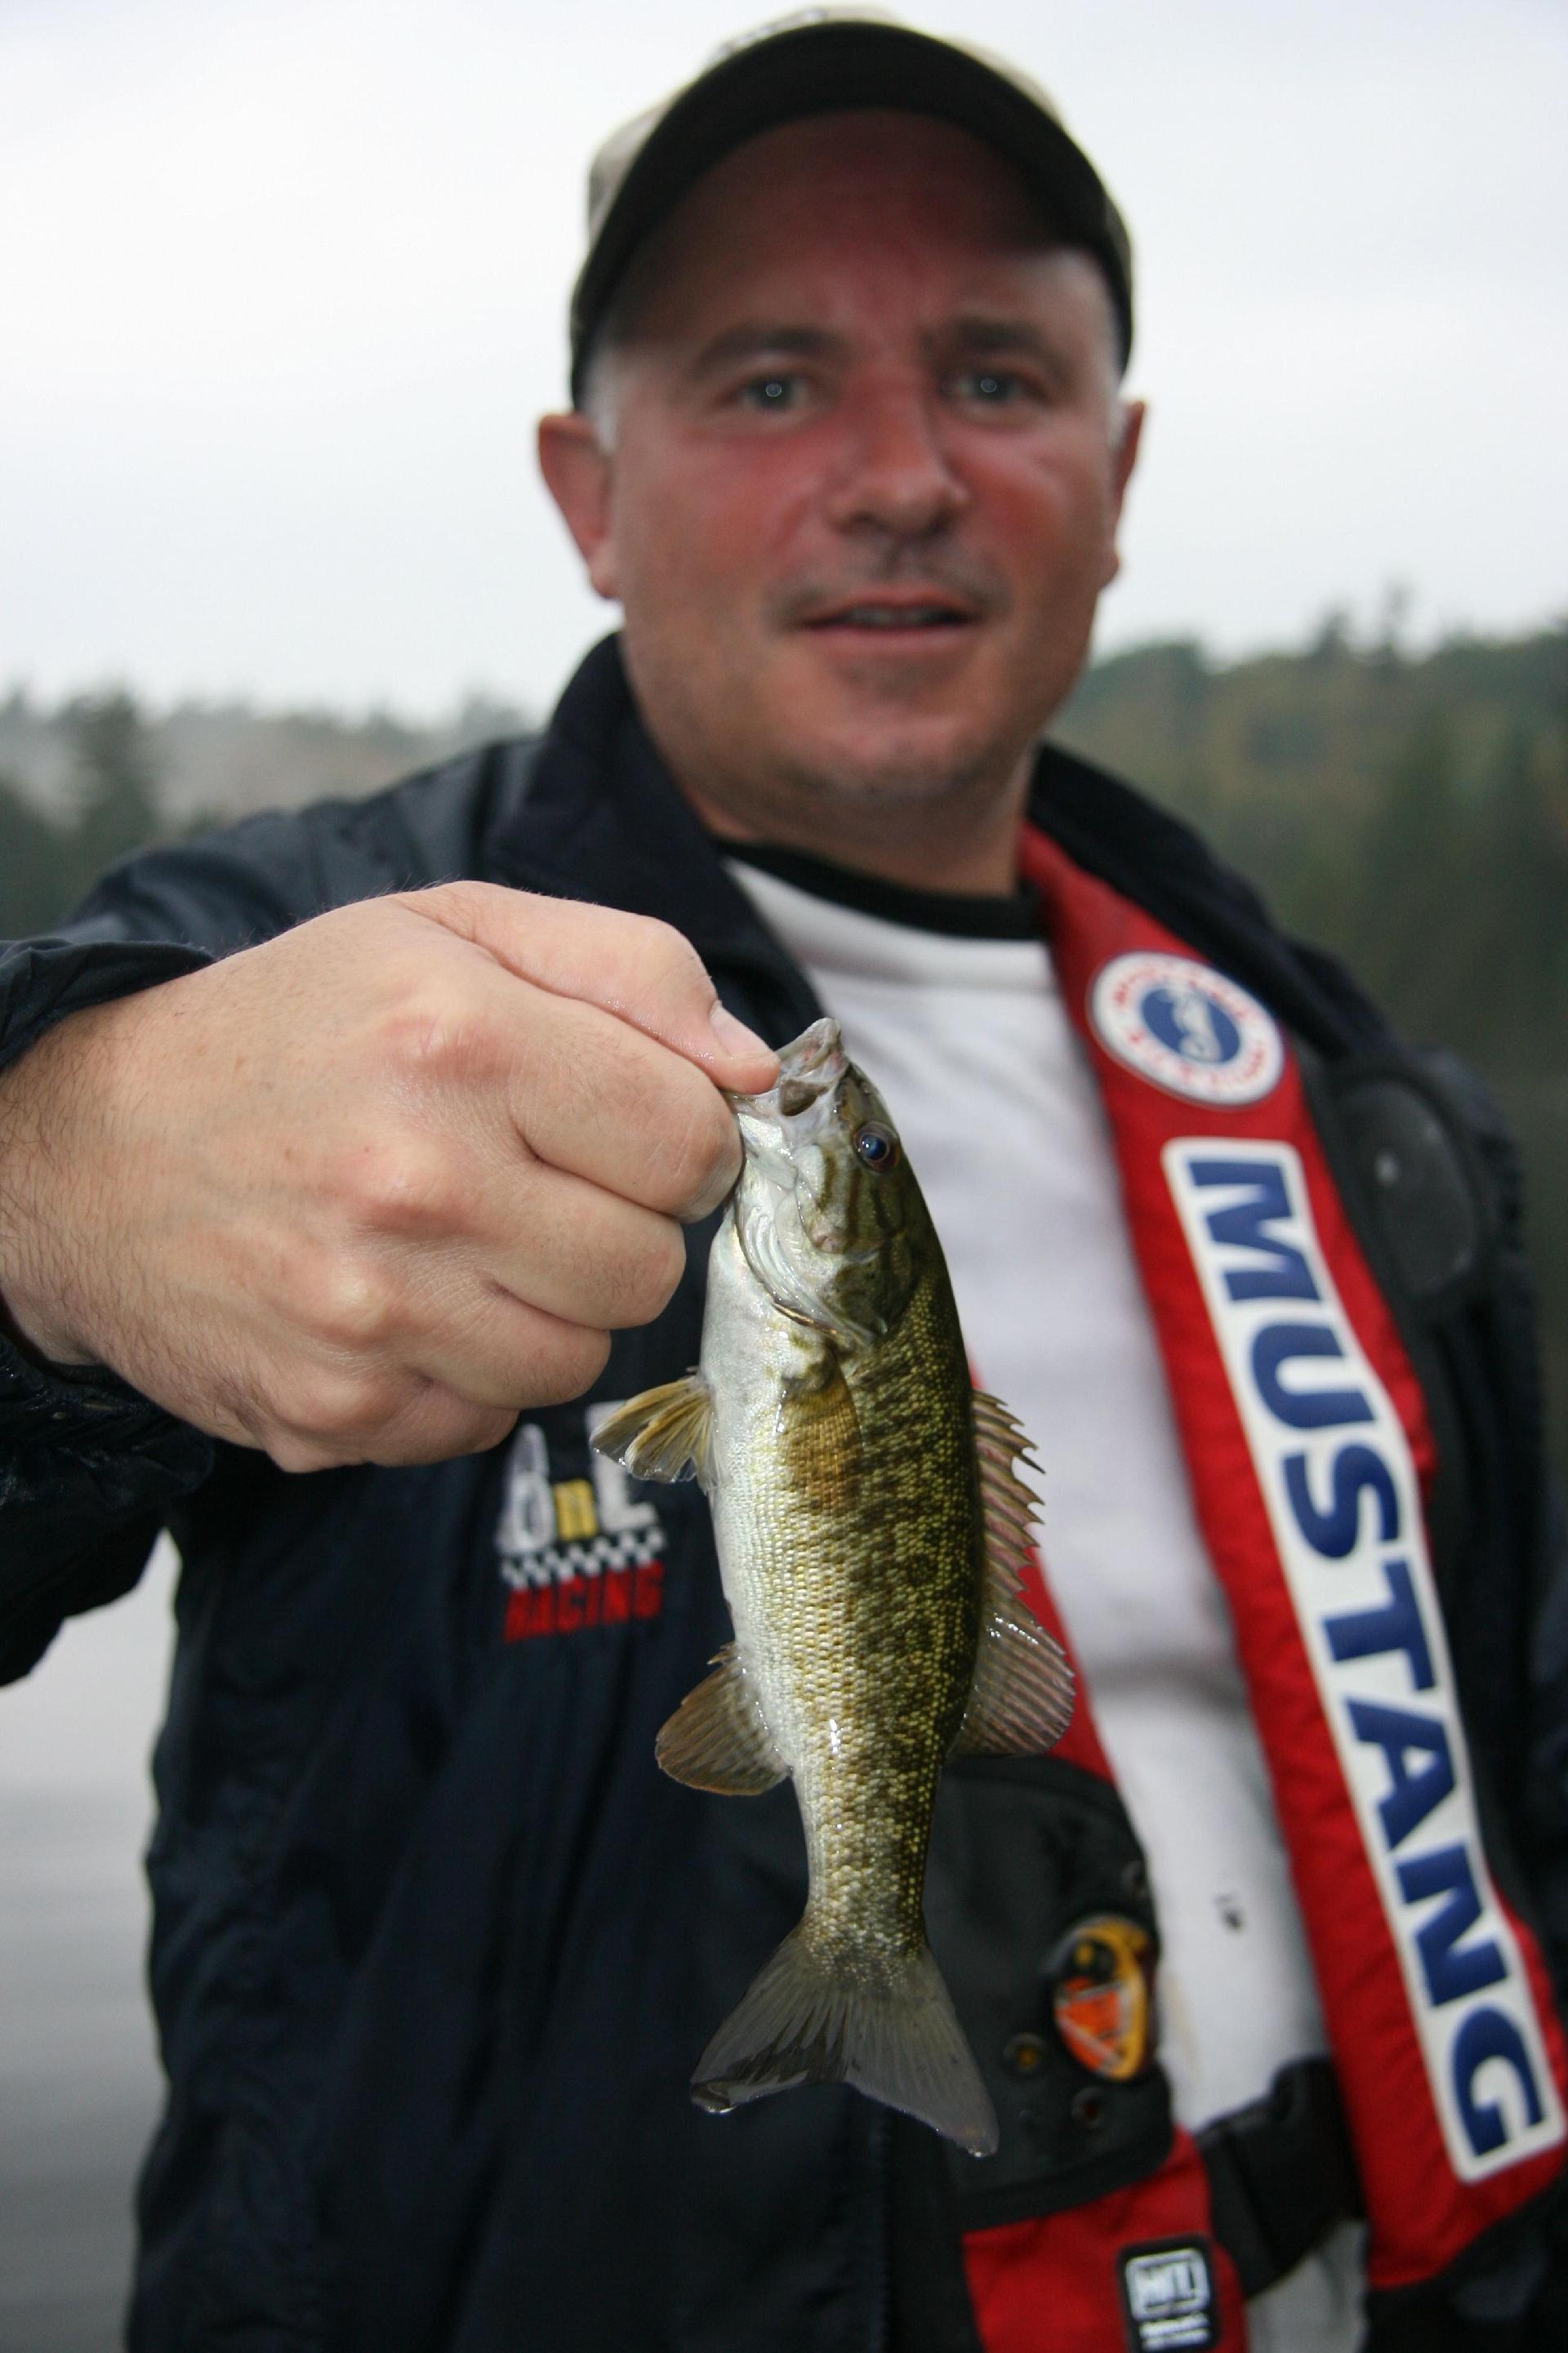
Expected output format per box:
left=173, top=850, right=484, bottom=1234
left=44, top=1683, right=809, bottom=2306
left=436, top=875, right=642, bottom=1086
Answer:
left=2, top=639, right=1566, bottom=2350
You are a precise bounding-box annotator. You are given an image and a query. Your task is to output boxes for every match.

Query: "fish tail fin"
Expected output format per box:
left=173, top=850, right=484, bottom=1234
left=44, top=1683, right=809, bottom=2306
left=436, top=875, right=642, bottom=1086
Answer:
left=691, top=1925, right=998, bottom=2157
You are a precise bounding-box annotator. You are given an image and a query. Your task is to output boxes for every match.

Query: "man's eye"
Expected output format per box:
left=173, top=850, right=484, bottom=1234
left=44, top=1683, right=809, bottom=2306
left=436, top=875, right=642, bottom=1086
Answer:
left=738, top=373, right=804, bottom=412
left=951, top=369, right=1023, bottom=405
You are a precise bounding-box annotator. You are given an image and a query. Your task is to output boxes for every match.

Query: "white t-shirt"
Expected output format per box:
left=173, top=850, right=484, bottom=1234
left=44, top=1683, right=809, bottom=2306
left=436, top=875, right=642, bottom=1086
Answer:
left=729, top=853, right=1366, bottom=2350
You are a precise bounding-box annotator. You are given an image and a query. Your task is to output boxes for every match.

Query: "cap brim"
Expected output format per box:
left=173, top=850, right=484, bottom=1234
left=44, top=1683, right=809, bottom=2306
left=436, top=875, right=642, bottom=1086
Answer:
left=569, top=19, right=1132, bottom=400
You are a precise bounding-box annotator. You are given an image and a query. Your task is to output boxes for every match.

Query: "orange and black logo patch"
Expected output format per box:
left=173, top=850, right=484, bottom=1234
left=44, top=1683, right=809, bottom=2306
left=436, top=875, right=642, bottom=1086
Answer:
left=1049, top=1914, right=1156, bottom=2082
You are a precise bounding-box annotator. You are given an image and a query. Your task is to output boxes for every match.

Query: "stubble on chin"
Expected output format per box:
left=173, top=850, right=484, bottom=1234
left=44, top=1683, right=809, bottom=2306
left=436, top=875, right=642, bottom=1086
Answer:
left=684, top=711, right=1038, bottom=876
left=630, top=619, right=1040, bottom=862
left=771, top=731, right=1009, bottom=815
left=761, top=653, right=1040, bottom=820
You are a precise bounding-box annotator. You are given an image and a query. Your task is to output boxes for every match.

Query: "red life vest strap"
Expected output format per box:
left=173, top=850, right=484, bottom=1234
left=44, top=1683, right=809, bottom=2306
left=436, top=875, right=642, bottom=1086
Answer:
left=964, top=2127, right=1247, bottom=2353
left=1014, top=821, right=1568, bottom=2289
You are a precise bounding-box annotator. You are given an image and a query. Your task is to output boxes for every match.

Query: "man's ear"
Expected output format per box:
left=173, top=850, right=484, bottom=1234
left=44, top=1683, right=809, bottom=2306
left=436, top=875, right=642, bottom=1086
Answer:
left=1101, top=398, right=1147, bottom=588
left=537, top=412, right=618, bottom=599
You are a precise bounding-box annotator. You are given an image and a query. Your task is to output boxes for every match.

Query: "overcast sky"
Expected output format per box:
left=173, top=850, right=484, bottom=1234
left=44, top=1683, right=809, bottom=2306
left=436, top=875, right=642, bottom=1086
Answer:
left=2, top=0, right=1565, bottom=716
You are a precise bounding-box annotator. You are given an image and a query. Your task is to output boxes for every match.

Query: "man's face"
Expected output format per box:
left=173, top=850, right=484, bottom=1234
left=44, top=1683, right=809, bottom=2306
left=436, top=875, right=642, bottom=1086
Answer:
left=540, top=110, right=1142, bottom=838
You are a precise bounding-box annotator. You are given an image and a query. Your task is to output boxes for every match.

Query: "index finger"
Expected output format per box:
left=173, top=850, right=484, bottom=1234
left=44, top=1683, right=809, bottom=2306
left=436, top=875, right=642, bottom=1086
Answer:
left=399, top=881, right=779, bottom=1094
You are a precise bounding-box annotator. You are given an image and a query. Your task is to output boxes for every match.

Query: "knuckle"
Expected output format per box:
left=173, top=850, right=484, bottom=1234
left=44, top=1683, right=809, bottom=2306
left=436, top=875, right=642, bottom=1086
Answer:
left=523, top=1326, right=612, bottom=1409
left=268, top=1432, right=341, bottom=1476
left=644, top=1217, right=691, bottom=1316
left=301, top=1257, right=399, bottom=1352
left=653, top=1082, right=742, bottom=1214
left=445, top=1405, right=522, bottom=1460
left=639, top=917, right=709, bottom=995
left=368, top=1396, right=519, bottom=1467
left=528, top=1019, right=607, bottom=1125
left=376, top=991, right=505, bottom=1090
left=606, top=1219, right=688, bottom=1329
left=342, top=1139, right=460, bottom=1236
left=401, top=879, right=492, bottom=935
left=293, top=1365, right=399, bottom=1446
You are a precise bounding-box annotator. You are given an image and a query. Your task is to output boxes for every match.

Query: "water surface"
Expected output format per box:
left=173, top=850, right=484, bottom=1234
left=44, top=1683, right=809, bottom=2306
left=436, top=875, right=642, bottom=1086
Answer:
left=0, top=1544, right=176, bottom=2352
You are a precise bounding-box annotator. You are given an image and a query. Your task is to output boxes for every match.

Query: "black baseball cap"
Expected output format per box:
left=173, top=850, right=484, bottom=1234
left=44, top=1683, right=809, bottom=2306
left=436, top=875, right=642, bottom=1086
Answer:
left=568, top=8, right=1134, bottom=403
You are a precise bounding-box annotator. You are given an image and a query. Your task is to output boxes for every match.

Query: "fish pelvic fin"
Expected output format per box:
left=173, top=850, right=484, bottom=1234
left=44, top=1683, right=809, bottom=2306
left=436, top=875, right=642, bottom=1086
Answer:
left=656, top=1646, right=787, bottom=1795
left=591, top=1374, right=714, bottom=1486
left=692, top=1927, right=999, bottom=2159
left=955, top=1389, right=1075, bottom=1756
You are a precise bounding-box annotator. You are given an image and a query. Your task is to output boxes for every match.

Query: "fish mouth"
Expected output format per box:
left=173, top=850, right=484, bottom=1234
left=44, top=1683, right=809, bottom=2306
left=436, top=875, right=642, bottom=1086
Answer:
left=727, top=1019, right=882, bottom=1345
left=728, top=1017, right=845, bottom=1184
left=736, top=1017, right=844, bottom=1107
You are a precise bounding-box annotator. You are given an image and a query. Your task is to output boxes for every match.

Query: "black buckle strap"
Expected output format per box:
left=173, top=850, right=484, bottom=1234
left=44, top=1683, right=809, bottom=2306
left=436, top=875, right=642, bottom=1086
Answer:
left=1198, top=2059, right=1364, bottom=2299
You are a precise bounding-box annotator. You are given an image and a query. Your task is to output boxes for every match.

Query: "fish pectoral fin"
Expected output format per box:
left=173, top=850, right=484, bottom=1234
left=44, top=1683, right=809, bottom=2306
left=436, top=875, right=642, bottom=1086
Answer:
left=782, top=1352, right=862, bottom=1513
left=951, top=1605, right=1075, bottom=1758
left=591, top=1375, right=714, bottom=1486
left=656, top=1647, right=787, bottom=1795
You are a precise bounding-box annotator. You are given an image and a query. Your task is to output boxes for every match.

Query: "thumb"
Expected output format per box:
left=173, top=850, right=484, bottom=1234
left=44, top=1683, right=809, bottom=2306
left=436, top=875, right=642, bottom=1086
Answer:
left=401, top=880, right=780, bottom=1091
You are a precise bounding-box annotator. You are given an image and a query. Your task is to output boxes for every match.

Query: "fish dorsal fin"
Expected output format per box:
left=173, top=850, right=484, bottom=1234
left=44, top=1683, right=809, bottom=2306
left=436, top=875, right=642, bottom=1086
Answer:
left=657, top=1647, right=788, bottom=1795
left=970, top=1389, right=1043, bottom=1607
left=952, top=1391, right=1075, bottom=1757
left=591, top=1374, right=714, bottom=1487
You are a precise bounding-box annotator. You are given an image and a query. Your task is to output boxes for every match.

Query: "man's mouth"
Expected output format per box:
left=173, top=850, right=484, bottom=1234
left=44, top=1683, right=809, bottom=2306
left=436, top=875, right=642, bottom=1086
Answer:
left=803, top=596, right=977, bottom=633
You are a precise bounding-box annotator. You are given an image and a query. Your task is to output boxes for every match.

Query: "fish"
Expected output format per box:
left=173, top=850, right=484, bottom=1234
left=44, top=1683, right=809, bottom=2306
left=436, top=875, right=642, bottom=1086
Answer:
left=592, top=1016, right=1072, bottom=2155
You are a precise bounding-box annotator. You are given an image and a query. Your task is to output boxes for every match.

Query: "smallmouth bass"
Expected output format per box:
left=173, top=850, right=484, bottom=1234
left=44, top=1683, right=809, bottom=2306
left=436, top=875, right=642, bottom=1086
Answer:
left=594, top=1017, right=1072, bottom=2153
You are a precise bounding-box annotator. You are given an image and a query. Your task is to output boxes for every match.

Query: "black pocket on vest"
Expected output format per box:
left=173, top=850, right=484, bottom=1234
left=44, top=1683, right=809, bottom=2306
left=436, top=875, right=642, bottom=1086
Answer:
left=927, top=1754, right=1174, bottom=2230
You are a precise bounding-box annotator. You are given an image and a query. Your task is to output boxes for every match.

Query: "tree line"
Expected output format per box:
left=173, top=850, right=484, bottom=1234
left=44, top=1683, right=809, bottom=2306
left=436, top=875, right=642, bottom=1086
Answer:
left=3, top=631, right=1566, bottom=1480
left=2, top=691, right=165, bottom=935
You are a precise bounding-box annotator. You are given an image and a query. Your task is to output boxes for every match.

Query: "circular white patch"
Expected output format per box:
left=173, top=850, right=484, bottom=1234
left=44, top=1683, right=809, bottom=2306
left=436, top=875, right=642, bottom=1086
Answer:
left=1089, top=952, right=1284, bottom=1106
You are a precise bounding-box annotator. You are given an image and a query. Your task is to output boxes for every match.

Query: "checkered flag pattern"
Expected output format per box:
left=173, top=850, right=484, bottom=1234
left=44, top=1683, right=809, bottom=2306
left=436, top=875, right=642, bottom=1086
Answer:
left=499, top=1526, right=665, bottom=1590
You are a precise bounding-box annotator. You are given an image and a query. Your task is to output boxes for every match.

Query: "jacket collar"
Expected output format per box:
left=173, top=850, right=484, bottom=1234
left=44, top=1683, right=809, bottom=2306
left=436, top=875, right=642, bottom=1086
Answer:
left=483, top=636, right=813, bottom=1018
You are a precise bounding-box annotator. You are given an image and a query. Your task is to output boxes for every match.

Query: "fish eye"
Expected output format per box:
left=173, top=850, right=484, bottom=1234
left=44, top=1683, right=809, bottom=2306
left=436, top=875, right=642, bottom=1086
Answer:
left=853, top=1122, right=900, bottom=1172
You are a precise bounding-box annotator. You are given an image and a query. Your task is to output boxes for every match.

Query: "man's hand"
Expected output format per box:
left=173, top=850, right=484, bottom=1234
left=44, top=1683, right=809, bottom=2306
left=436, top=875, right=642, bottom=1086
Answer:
left=0, top=884, right=777, bottom=1471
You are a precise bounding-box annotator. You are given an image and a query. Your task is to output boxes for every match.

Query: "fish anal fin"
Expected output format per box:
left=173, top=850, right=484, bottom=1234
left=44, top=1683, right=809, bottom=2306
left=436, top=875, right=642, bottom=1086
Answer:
left=656, top=1647, right=786, bottom=1795
left=591, top=1375, right=713, bottom=1486
left=951, top=1604, right=1075, bottom=1758
left=692, top=1925, right=997, bottom=2158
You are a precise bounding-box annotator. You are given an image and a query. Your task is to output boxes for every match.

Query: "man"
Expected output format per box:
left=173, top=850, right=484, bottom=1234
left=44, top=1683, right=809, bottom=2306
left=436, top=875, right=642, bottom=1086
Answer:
left=2, top=15, right=1565, bottom=2350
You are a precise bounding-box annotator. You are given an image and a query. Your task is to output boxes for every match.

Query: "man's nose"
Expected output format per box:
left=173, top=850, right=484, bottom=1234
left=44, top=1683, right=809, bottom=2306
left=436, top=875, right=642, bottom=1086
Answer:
left=822, top=378, right=968, bottom=541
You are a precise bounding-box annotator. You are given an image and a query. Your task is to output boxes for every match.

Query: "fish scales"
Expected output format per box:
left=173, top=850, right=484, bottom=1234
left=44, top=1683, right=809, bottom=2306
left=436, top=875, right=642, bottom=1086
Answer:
left=716, top=1245, right=979, bottom=1968
left=594, top=1016, right=1073, bottom=2152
